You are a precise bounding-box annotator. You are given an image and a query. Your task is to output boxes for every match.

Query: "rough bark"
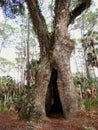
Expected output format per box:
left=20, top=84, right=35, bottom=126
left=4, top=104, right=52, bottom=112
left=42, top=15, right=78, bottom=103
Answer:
left=69, top=0, right=91, bottom=25
left=30, top=58, right=51, bottom=120
left=19, top=0, right=92, bottom=122
left=26, top=0, right=50, bottom=59
left=19, top=57, right=51, bottom=121
left=53, top=40, right=78, bottom=119
left=19, top=0, right=51, bottom=121
left=53, top=0, right=78, bottom=119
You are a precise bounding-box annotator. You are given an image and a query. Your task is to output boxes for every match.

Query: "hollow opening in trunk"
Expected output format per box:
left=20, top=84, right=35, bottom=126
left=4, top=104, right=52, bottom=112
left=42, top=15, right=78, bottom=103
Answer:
left=45, top=68, right=63, bottom=117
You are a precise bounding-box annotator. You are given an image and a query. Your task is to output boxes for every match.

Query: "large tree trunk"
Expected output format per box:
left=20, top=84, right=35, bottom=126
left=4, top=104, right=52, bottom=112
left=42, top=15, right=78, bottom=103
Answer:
left=19, top=57, right=51, bottom=121
left=19, top=0, right=51, bottom=121
left=52, top=0, right=78, bottom=119
left=30, top=57, right=51, bottom=120
left=53, top=45, right=78, bottom=118
left=19, top=0, right=91, bottom=122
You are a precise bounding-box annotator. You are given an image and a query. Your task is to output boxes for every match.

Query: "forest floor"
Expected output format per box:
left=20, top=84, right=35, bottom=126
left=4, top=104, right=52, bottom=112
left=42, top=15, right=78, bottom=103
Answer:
left=0, top=108, right=98, bottom=130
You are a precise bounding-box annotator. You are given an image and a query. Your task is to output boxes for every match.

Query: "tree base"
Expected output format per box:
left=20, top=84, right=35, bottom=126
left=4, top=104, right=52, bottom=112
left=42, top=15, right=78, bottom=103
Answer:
left=26, top=116, right=50, bottom=130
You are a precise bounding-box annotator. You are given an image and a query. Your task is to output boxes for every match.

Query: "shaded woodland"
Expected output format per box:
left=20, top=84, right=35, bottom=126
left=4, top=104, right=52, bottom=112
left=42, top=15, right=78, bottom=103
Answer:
left=0, top=0, right=98, bottom=129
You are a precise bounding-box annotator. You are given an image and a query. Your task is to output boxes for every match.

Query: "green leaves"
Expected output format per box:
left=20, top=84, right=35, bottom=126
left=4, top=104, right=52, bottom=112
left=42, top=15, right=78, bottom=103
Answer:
left=31, top=59, right=39, bottom=69
left=0, top=56, right=15, bottom=73
left=2, top=23, right=15, bottom=31
left=0, top=29, right=6, bottom=36
left=91, top=31, right=98, bottom=41
left=0, top=57, right=15, bottom=66
left=0, top=23, right=16, bottom=35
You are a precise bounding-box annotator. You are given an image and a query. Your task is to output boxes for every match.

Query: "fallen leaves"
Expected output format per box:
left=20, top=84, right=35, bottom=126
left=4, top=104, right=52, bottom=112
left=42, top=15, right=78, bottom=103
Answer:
left=0, top=107, right=98, bottom=130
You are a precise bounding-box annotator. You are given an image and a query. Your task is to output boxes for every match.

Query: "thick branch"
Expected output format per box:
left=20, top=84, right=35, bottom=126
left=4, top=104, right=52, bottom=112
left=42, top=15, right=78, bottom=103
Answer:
left=69, top=0, right=91, bottom=25
left=54, top=0, right=71, bottom=23
left=26, top=0, right=50, bottom=58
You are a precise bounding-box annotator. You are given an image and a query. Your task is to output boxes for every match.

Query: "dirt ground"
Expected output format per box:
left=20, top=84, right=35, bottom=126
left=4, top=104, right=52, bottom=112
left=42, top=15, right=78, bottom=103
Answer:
left=0, top=108, right=98, bottom=130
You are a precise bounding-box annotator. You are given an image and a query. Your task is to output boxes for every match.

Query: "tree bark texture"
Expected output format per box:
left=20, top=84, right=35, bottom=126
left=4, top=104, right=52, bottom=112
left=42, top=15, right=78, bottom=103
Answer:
left=19, top=57, right=51, bottom=120
left=53, top=0, right=78, bottom=119
left=19, top=0, right=91, bottom=121
left=30, top=58, right=51, bottom=120
left=19, top=0, right=51, bottom=121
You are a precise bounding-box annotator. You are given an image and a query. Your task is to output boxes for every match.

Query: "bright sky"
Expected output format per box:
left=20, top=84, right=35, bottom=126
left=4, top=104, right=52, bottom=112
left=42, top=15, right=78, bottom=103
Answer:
left=0, top=8, right=4, bottom=23
left=92, top=0, right=98, bottom=10
left=0, top=48, right=16, bottom=62
left=0, top=0, right=97, bottom=23
left=0, top=0, right=98, bottom=79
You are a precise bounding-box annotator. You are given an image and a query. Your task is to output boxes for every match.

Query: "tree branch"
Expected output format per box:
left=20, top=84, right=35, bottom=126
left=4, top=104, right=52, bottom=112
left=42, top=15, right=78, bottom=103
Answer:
left=54, top=0, right=70, bottom=22
left=26, top=0, right=50, bottom=58
left=69, top=0, right=92, bottom=25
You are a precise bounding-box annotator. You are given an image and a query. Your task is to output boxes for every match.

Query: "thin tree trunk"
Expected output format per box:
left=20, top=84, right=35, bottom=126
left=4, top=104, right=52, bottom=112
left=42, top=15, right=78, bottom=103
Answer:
left=26, top=16, right=30, bottom=88
left=83, top=47, right=90, bottom=78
